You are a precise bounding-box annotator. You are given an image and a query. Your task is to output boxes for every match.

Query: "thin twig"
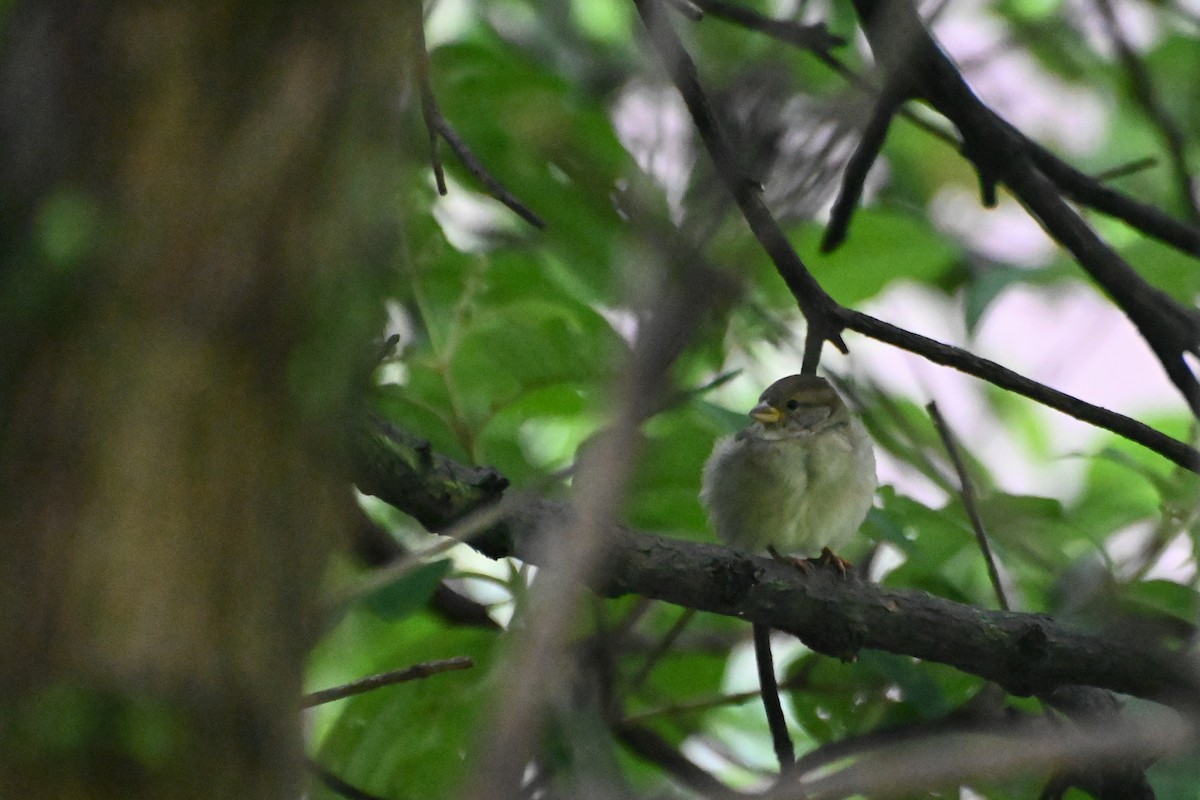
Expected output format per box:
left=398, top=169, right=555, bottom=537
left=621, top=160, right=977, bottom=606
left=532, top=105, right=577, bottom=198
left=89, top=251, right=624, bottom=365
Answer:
left=754, top=622, right=795, bottom=768
left=409, top=4, right=446, bottom=195
left=1094, top=0, right=1200, bottom=224
left=301, top=657, right=475, bottom=708
left=426, top=113, right=546, bottom=228
left=690, top=0, right=846, bottom=52
left=1026, top=135, right=1200, bottom=256
left=409, top=10, right=544, bottom=228
left=308, top=759, right=393, bottom=800
left=624, top=686, right=772, bottom=724
left=627, top=607, right=697, bottom=692
left=615, top=722, right=744, bottom=796
left=1092, top=155, right=1158, bottom=183
left=927, top=401, right=1009, bottom=611
left=633, top=0, right=846, bottom=362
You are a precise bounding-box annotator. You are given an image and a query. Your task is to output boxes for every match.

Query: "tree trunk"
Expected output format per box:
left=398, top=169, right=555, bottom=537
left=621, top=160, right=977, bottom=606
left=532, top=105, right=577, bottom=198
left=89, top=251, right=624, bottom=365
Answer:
left=0, top=3, right=409, bottom=797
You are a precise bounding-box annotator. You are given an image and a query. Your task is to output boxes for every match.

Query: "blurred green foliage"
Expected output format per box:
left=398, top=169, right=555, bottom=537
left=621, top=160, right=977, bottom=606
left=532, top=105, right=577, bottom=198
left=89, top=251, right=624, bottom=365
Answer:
left=307, top=1, right=1200, bottom=798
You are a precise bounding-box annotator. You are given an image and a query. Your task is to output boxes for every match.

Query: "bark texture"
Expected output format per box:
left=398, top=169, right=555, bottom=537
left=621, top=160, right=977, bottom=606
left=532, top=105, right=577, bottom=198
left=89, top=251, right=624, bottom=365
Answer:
left=0, top=3, right=408, bottom=798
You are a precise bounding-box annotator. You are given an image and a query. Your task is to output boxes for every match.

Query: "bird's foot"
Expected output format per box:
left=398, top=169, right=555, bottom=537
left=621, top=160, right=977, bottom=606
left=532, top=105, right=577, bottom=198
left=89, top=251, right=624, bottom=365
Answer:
left=767, top=545, right=811, bottom=572
left=767, top=546, right=853, bottom=578
left=812, top=547, right=853, bottom=578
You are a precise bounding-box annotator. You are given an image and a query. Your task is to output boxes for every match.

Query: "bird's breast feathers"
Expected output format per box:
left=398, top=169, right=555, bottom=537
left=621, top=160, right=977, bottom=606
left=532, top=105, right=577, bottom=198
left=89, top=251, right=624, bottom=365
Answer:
left=702, top=420, right=875, bottom=555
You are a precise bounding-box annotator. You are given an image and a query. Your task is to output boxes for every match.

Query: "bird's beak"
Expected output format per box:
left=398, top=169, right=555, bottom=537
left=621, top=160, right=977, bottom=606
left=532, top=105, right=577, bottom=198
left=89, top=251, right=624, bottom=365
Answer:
left=750, top=402, right=781, bottom=424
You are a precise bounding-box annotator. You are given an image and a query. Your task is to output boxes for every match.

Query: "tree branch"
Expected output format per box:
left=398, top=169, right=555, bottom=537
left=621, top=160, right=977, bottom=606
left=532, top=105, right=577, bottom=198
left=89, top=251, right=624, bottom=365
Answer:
left=928, top=401, right=1008, bottom=612
left=301, top=657, right=475, bottom=708
left=350, top=417, right=1200, bottom=716
left=838, top=308, right=1200, bottom=473
left=689, top=0, right=1200, bottom=256
left=846, top=0, right=1200, bottom=415
left=614, top=722, right=744, bottom=797
left=689, top=0, right=845, bottom=53
left=633, top=0, right=847, bottom=361
left=407, top=2, right=545, bottom=229
left=1093, top=0, right=1199, bottom=225
left=630, top=0, right=1200, bottom=471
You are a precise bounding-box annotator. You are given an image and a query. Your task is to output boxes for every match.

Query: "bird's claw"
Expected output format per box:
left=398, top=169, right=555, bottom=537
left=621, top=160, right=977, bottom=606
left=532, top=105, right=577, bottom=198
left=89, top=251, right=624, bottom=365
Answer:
left=767, top=546, right=853, bottom=578
left=813, top=546, right=853, bottom=578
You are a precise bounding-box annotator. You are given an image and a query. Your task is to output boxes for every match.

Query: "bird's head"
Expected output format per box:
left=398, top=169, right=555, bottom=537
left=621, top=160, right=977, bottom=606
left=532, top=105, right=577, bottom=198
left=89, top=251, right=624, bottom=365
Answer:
left=748, top=374, right=849, bottom=439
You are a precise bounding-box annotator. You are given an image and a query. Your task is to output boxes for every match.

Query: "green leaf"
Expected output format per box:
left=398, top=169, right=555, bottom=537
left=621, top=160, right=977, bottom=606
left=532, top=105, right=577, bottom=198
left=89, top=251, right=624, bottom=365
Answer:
left=788, top=210, right=960, bottom=306
left=371, top=383, right=466, bottom=463
left=963, top=266, right=1070, bottom=333
left=627, top=407, right=722, bottom=533
left=363, top=560, right=453, bottom=620
left=478, top=383, right=597, bottom=480
left=973, top=493, right=1080, bottom=571
left=1072, top=447, right=1169, bottom=538
left=856, top=651, right=950, bottom=719
left=448, top=299, right=621, bottom=422
left=1122, top=580, right=1200, bottom=628
left=1120, top=234, right=1200, bottom=306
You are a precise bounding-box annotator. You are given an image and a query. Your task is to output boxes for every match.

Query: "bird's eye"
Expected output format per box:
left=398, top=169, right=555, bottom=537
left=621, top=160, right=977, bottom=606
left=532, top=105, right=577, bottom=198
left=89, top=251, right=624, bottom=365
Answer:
left=786, top=399, right=800, bottom=410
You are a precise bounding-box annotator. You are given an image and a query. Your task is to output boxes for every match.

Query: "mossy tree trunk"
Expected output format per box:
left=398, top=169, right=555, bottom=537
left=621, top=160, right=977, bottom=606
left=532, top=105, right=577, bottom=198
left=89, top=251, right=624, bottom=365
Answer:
left=0, top=3, right=411, bottom=798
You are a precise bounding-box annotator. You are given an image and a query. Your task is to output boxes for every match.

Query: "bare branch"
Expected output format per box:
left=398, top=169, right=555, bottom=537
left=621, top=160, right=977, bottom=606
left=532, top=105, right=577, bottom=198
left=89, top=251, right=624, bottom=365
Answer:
left=928, top=401, right=1008, bottom=611
left=698, top=0, right=1200, bottom=257
left=633, top=0, right=847, bottom=361
left=629, top=0, right=1200, bottom=466
left=690, top=0, right=846, bottom=53
left=626, top=606, right=696, bottom=692
left=1094, top=0, right=1199, bottom=224
left=839, top=308, right=1200, bottom=473
left=754, top=622, right=795, bottom=768
left=408, top=4, right=545, bottom=228
left=846, top=0, right=1200, bottom=413
left=301, top=657, right=475, bottom=708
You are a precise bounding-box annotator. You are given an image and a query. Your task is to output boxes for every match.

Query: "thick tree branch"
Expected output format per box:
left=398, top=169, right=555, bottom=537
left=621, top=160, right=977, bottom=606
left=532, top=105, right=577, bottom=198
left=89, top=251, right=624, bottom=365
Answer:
left=350, top=417, right=1200, bottom=716
left=1023, top=132, right=1200, bottom=257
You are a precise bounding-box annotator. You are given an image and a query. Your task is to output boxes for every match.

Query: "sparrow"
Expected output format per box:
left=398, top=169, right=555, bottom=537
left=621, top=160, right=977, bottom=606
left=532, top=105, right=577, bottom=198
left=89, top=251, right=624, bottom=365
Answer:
left=700, top=374, right=876, bottom=569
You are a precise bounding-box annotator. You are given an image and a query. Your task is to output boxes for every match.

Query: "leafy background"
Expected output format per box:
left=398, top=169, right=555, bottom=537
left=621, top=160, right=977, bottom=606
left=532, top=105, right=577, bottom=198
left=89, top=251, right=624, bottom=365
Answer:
left=302, top=1, right=1200, bottom=798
